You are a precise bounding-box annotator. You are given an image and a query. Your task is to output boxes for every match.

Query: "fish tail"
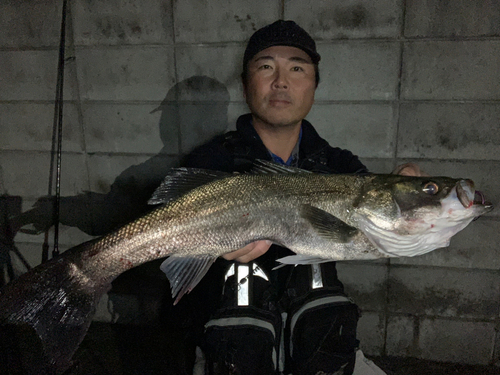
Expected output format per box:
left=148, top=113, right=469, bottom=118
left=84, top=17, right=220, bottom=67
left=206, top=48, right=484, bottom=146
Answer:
left=0, top=241, right=108, bottom=374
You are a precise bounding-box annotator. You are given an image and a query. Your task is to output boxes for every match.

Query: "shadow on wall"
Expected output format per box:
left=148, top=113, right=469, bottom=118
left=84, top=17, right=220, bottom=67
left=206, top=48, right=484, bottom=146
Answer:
left=0, top=76, right=230, bottom=373
left=3, top=74, right=229, bottom=251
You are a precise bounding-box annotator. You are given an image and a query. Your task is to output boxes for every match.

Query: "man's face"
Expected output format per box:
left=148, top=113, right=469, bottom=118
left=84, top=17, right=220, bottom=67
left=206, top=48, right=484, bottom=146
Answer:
left=243, top=46, right=317, bottom=129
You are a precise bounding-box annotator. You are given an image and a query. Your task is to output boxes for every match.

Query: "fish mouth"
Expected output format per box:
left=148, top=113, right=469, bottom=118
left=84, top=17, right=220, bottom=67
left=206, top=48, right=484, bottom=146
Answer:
left=456, top=180, right=475, bottom=208
left=474, top=190, right=493, bottom=210
left=456, top=179, right=493, bottom=211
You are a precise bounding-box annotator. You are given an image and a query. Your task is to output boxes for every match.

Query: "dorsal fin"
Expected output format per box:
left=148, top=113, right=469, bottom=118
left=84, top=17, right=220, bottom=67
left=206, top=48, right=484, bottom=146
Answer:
left=249, top=160, right=311, bottom=175
left=148, top=168, right=230, bottom=205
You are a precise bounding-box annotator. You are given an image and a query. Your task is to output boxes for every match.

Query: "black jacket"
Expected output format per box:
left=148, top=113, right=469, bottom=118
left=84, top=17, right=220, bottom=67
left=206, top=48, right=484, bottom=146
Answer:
left=184, top=113, right=367, bottom=175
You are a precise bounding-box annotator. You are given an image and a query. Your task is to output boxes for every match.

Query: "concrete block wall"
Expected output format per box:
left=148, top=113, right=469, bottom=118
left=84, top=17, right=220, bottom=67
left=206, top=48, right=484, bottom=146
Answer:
left=1, top=0, right=499, bottom=367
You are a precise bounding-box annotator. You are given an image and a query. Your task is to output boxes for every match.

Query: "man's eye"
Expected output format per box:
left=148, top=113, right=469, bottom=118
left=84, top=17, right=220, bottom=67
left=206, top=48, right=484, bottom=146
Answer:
left=292, top=66, right=304, bottom=72
left=259, top=64, right=272, bottom=70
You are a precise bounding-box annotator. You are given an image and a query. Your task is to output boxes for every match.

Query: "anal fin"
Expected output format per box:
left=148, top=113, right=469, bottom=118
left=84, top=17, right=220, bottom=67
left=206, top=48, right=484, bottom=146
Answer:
left=160, top=255, right=216, bottom=304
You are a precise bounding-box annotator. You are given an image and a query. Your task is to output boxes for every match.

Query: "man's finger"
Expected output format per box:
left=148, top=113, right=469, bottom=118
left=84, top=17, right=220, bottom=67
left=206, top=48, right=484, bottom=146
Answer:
left=233, top=240, right=272, bottom=263
left=222, top=240, right=272, bottom=262
left=392, top=162, right=429, bottom=177
left=222, top=243, right=255, bottom=260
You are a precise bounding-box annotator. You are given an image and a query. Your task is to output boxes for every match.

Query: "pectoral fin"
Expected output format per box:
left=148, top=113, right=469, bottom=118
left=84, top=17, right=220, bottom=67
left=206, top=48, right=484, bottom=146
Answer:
left=160, top=255, right=216, bottom=304
left=300, top=204, right=358, bottom=242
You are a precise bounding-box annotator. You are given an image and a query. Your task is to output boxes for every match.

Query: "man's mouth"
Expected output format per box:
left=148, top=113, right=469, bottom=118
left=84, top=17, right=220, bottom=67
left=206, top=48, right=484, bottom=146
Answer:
left=268, top=97, right=292, bottom=106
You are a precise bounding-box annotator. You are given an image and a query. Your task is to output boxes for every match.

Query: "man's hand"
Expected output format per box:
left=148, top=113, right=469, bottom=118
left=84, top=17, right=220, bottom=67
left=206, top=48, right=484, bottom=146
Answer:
left=222, top=240, right=272, bottom=263
left=392, top=162, right=429, bottom=177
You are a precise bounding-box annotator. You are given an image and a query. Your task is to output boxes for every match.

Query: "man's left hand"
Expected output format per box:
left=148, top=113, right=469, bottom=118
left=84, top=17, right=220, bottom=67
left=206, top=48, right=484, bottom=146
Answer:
left=392, top=162, right=429, bottom=177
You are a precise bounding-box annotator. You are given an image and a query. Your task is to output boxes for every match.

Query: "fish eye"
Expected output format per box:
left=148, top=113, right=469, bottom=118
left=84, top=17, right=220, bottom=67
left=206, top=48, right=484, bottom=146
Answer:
left=423, top=182, right=439, bottom=195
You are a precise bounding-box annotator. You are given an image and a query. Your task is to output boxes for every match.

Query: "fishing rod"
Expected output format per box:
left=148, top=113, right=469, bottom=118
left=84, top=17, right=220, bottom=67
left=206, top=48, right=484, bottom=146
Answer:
left=43, top=0, right=68, bottom=263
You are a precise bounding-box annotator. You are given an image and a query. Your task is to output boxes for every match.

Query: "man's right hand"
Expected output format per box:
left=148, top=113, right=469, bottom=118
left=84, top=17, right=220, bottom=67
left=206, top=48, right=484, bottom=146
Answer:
left=222, top=240, right=272, bottom=263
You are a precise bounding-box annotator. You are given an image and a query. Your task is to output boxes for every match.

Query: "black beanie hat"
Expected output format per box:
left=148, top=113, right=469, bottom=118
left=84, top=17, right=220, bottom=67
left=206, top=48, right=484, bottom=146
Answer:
left=243, top=20, right=321, bottom=69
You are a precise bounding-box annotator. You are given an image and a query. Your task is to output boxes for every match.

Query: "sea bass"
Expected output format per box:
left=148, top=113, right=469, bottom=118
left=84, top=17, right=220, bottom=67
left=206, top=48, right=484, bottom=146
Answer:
left=0, top=162, right=493, bottom=373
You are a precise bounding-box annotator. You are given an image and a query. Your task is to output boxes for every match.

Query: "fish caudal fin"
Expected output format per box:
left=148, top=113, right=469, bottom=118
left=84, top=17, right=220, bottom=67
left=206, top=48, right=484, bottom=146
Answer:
left=0, top=247, right=106, bottom=374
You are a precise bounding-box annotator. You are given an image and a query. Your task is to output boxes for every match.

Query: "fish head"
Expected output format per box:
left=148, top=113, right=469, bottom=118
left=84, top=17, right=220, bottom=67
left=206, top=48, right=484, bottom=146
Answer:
left=392, top=177, right=492, bottom=225
left=355, top=175, right=493, bottom=257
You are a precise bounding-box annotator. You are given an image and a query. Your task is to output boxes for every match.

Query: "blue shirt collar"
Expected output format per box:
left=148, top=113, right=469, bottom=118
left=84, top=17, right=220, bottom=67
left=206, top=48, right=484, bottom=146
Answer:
left=268, top=126, right=302, bottom=166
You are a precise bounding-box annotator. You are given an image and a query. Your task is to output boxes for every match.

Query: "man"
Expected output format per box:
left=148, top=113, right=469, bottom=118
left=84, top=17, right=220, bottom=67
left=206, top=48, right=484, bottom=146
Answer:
left=182, top=20, right=423, bottom=375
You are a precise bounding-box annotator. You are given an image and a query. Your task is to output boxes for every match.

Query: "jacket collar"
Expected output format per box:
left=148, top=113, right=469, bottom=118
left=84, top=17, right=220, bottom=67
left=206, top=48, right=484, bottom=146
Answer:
left=236, top=113, right=329, bottom=162
left=235, top=114, right=272, bottom=161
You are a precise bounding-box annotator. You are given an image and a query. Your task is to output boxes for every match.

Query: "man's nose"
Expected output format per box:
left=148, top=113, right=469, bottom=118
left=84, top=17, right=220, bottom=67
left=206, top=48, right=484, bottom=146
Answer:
left=272, top=69, right=288, bottom=89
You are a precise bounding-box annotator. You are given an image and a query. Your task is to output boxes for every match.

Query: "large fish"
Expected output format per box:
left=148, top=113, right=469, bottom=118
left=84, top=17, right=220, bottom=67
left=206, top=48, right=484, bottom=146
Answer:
left=0, top=162, right=493, bottom=374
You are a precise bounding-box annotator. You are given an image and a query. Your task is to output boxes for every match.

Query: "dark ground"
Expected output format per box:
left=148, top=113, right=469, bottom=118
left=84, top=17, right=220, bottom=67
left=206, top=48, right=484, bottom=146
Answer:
left=62, top=322, right=500, bottom=375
